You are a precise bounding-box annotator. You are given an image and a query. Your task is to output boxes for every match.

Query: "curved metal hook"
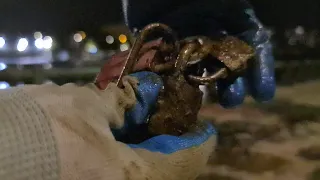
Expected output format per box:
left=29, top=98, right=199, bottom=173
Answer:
left=117, top=23, right=180, bottom=87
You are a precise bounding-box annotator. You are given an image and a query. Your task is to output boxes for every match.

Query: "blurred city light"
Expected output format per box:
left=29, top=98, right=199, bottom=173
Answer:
left=34, top=38, right=44, bottom=49
left=17, top=64, right=24, bottom=70
left=79, top=31, right=86, bottom=40
left=0, top=37, right=5, bottom=48
left=44, top=36, right=53, bottom=43
left=16, top=82, right=25, bottom=87
left=43, top=80, right=53, bottom=84
left=119, top=34, right=127, bottom=43
left=120, top=43, right=129, bottom=51
left=43, top=36, right=53, bottom=49
left=73, top=33, right=83, bottom=43
left=34, top=32, right=43, bottom=39
left=106, top=35, right=114, bottom=44
left=57, top=50, right=70, bottom=62
left=43, top=63, right=52, bottom=70
left=17, top=38, right=28, bottom=52
left=295, top=26, right=305, bottom=35
left=0, top=63, right=7, bottom=71
left=85, top=42, right=98, bottom=54
left=0, top=82, right=10, bottom=89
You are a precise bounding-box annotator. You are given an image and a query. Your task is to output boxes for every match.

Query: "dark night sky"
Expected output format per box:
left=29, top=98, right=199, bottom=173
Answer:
left=251, top=0, right=320, bottom=28
left=0, top=0, right=319, bottom=36
left=0, top=0, right=123, bottom=35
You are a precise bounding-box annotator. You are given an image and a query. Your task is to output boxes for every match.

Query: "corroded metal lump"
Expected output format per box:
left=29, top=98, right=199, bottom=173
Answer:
left=148, top=72, right=203, bottom=136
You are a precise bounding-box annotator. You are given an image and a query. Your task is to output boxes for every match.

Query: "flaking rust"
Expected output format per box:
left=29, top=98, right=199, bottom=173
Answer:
left=148, top=36, right=255, bottom=136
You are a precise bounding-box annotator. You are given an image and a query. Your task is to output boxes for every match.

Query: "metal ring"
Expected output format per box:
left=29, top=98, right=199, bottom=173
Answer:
left=187, top=68, right=228, bottom=85
left=175, top=42, right=200, bottom=73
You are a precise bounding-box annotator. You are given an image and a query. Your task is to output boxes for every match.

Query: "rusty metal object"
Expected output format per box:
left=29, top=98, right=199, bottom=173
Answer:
left=95, top=23, right=255, bottom=136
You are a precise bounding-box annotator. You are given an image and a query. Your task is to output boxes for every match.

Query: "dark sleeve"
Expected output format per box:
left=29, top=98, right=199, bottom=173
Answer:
left=121, top=0, right=184, bottom=32
left=122, top=0, right=260, bottom=38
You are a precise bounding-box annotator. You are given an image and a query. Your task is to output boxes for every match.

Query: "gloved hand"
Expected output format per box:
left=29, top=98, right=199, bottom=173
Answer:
left=113, top=71, right=217, bottom=179
left=216, top=8, right=275, bottom=108
left=122, top=0, right=276, bottom=108
left=0, top=71, right=215, bottom=180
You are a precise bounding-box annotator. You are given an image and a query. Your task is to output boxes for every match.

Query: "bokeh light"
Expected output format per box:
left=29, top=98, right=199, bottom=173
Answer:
left=43, top=63, right=52, bottom=70
left=0, top=63, right=7, bottom=71
left=119, top=34, right=127, bottom=43
left=0, top=82, right=10, bottom=89
left=57, top=50, right=70, bottom=62
left=85, top=41, right=98, bottom=54
left=79, top=31, right=86, bottom=39
left=35, top=38, right=44, bottom=49
left=0, top=37, right=5, bottom=48
left=17, top=38, right=28, bottom=52
left=34, top=32, right=43, bottom=39
left=73, top=33, right=83, bottom=43
left=120, top=43, right=129, bottom=51
left=295, top=26, right=305, bottom=35
left=106, top=35, right=114, bottom=44
left=43, top=36, right=53, bottom=49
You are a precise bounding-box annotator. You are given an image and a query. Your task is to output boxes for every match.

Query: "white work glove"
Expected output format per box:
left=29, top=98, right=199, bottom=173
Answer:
left=0, top=71, right=216, bottom=180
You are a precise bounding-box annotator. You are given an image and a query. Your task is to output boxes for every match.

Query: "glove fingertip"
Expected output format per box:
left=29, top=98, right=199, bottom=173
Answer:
left=247, top=43, right=276, bottom=103
left=217, top=77, right=246, bottom=108
left=250, top=82, right=276, bottom=103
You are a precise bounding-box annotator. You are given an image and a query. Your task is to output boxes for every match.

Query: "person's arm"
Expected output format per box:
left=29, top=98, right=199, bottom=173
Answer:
left=0, top=78, right=138, bottom=179
left=122, top=0, right=255, bottom=37
left=0, top=72, right=216, bottom=180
